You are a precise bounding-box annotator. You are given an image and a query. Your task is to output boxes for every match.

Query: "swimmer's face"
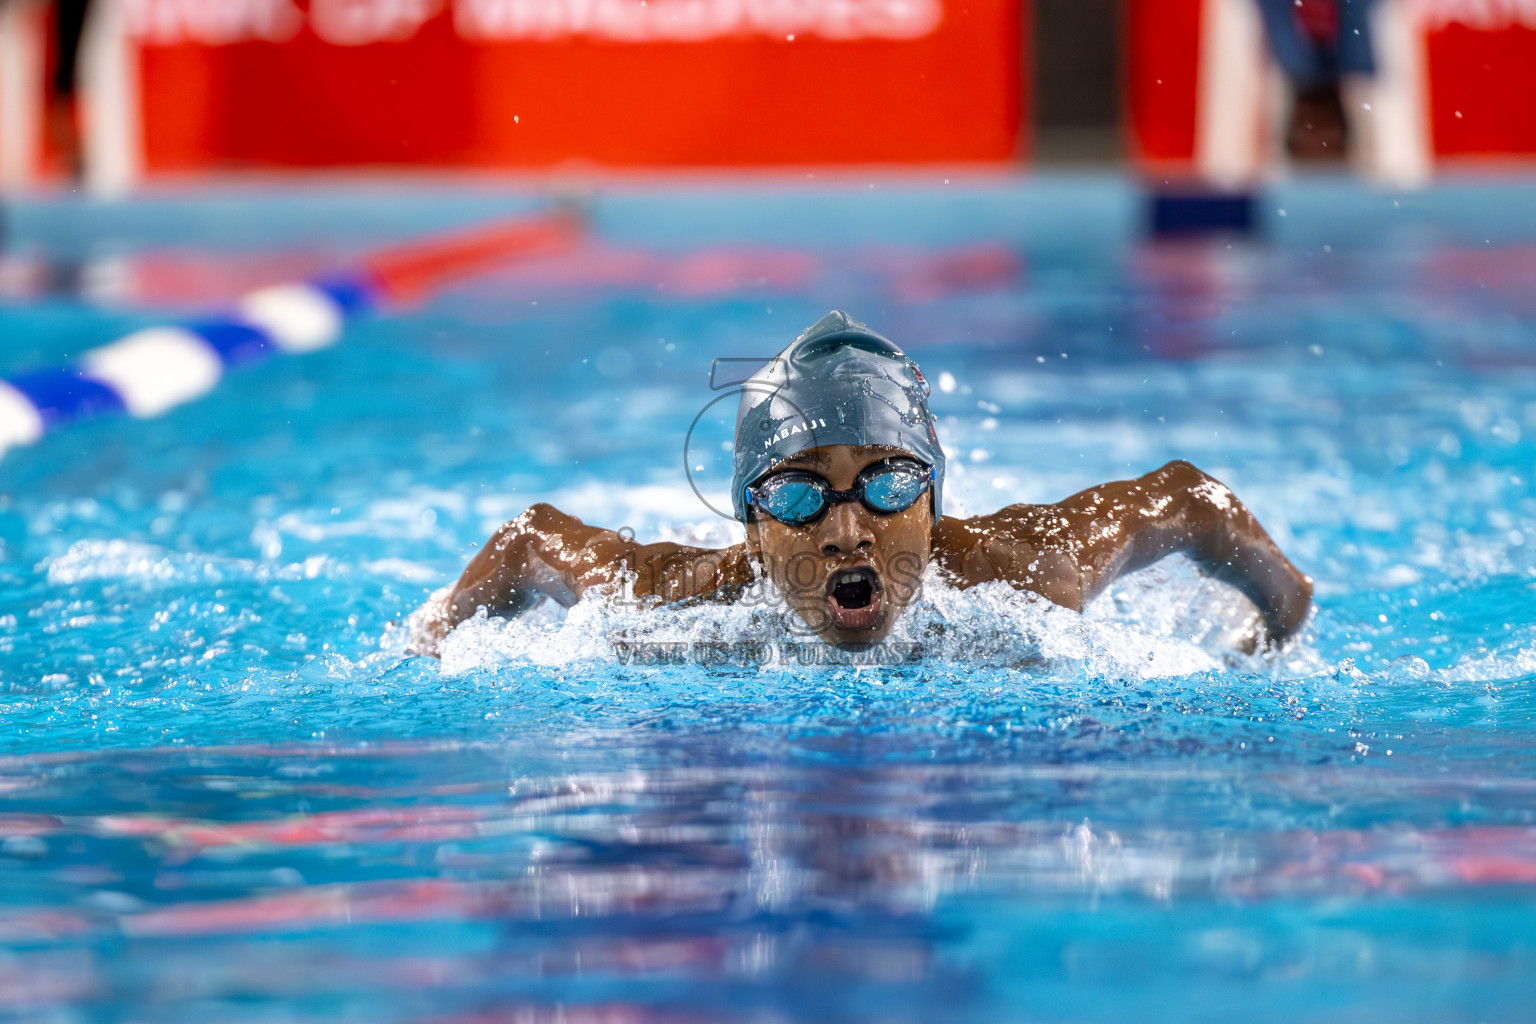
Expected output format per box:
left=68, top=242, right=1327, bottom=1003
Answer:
left=744, top=444, right=933, bottom=647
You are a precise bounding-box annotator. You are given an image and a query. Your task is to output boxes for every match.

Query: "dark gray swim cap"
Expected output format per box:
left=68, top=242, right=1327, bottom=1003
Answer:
left=731, top=310, right=946, bottom=522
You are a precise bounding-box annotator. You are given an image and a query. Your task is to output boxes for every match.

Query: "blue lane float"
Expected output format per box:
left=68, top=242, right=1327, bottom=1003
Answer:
left=0, top=211, right=581, bottom=459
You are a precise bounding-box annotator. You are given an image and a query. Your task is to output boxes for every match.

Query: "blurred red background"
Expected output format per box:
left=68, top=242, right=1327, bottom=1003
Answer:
left=3, top=0, right=1534, bottom=182
left=134, top=0, right=1025, bottom=171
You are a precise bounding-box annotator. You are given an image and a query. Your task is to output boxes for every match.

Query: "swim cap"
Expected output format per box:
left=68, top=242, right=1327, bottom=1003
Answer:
left=731, top=310, right=946, bottom=522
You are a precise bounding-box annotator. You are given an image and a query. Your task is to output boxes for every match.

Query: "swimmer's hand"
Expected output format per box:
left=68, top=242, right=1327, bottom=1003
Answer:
left=933, top=460, right=1312, bottom=649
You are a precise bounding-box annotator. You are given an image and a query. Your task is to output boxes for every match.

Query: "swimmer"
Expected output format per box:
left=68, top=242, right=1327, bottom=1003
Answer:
left=412, top=311, right=1311, bottom=654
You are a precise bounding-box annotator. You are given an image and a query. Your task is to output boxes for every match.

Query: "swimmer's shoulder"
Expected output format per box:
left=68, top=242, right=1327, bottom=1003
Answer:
left=931, top=508, right=1062, bottom=588
left=930, top=506, right=1045, bottom=548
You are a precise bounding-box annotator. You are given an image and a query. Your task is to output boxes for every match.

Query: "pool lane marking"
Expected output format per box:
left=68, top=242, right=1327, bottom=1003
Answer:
left=81, top=327, right=225, bottom=418
left=0, top=209, right=581, bottom=458
left=5, top=368, right=127, bottom=428
left=236, top=283, right=348, bottom=353
left=0, top=381, right=43, bottom=448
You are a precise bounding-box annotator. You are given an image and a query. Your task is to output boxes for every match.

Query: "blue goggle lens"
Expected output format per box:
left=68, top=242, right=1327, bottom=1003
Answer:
left=760, top=479, right=827, bottom=525
left=862, top=466, right=928, bottom=512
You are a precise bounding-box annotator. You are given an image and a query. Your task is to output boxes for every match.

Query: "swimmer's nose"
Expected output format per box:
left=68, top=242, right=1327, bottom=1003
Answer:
left=818, top=501, right=875, bottom=557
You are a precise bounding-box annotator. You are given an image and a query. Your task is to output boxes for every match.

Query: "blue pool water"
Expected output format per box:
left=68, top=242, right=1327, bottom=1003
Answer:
left=1, top=174, right=1535, bottom=1022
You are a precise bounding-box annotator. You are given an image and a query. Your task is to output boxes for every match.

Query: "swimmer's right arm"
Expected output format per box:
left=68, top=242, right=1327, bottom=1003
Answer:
left=409, top=503, right=748, bottom=657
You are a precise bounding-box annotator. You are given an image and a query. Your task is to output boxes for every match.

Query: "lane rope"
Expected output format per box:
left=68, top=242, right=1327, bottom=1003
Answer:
left=0, top=208, right=581, bottom=458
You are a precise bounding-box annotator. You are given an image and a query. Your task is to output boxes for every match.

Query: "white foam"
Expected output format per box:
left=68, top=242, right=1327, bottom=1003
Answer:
left=44, top=538, right=344, bottom=587
left=1436, top=643, right=1536, bottom=685
left=46, top=539, right=210, bottom=585
left=895, top=573, right=1225, bottom=677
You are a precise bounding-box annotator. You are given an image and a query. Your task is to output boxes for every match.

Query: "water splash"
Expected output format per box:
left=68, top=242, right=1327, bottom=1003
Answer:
left=423, top=559, right=1296, bottom=682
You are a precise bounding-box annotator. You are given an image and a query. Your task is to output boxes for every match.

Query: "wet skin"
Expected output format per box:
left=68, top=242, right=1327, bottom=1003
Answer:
left=414, top=445, right=1312, bottom=654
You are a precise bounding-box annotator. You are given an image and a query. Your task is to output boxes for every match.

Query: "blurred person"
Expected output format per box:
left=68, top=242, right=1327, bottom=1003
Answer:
left=1254, top=0, right=1377, bottom=161
left=43, top=0, right=90, bottom=175
left=411, top=312, right=1312, bottom=656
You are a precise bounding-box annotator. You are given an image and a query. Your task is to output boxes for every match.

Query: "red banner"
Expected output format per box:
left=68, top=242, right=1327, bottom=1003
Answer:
left=125, top=0, right=1024, bottom=171
left=1419, top=2, right=1536, bottom=156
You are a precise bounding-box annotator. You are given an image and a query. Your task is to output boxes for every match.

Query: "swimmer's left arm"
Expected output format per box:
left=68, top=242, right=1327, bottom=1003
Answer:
left=937, top=461, right=1312, bottom=644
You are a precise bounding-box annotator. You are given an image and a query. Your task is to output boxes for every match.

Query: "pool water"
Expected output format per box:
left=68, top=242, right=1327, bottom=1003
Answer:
left=2, top=174, right=1535, bottom=1022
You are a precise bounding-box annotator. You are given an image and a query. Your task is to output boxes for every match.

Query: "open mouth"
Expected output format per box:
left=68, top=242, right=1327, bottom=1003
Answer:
left=825, top=567, right=884, bottom=632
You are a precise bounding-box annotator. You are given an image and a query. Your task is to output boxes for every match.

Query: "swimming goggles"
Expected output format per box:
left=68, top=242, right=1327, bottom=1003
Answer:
left=745, top=458, right=933, bottom=527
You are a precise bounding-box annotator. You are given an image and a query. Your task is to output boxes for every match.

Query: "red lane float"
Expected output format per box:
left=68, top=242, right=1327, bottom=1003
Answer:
left=361, top=208, right=583, bottom=301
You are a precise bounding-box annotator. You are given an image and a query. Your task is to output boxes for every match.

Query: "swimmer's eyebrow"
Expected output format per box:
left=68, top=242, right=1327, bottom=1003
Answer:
left=778, top=452, right=831, bottom=471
